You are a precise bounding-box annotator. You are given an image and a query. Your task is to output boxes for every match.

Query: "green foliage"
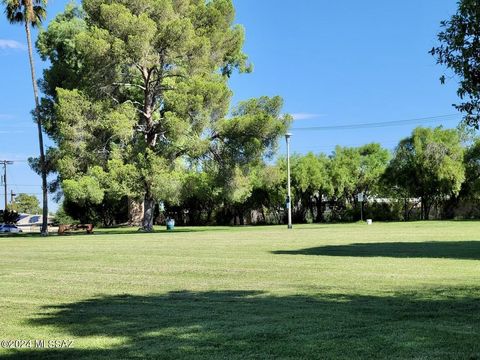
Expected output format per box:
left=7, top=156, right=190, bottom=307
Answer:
left=364, top=200, right=404, bottom=222
left=331, top=143, right=390, bottom=200
left=54, top=88, right=136, bottom=178
left=54, top=203, right=77, bottom=225
left=462, top=139, right=480, bottom=198
left=61, top=196, right=129, bottom=226
left=63, top=177, right=104, bottom=206
left=286, top=152, right=332, bottom=222
left=430, top=0, right=480, bottom=128
left=11, top=193, right=41, bottom=214
left=384, top=127, right=465, bottom=219
left=2, top=0, right=47, bottom=26
left=357, top=143, right=391, bottom=194
left=216, top=96, right=291, bottom=165
left=248, top=164, right=286, bottom=224
left=323, top=143, right=390, bottom=221
left=0, top=208, right=20, bottom=224
left=174, top=170, right=220, bottom=224
left=137, top=151, right=184, bottom=205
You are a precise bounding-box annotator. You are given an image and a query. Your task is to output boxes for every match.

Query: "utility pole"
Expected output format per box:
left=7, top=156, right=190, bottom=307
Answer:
left=285, top=133, right=292, bottom=229
left=1, top=160, right=13, bottom=210
left=10, top=190, right=16, bottom=205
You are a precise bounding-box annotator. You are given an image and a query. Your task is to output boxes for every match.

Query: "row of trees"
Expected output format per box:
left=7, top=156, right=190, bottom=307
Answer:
left=58, top=125, right=480, bottom=226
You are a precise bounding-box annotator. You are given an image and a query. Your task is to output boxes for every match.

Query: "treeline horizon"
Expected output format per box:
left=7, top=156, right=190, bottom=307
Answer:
left=55, top=124, right=480, bottom=227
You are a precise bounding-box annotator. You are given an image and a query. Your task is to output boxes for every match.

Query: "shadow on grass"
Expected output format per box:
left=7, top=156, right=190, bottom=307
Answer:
left=272, top=241, right=480, bottom=260
left=3, top=289, right=480, bottom=359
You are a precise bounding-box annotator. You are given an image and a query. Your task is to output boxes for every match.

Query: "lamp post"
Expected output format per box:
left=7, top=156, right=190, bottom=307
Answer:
left=285, top=133, right=292, bottom=229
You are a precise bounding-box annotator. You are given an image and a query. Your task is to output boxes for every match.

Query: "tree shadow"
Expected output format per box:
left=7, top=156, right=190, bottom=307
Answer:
left=272, top=241, right=480, bottom=260
left=3, top=289, right=480, bottom=359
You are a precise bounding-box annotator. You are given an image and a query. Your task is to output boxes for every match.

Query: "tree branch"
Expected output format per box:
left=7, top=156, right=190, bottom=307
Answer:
left=112, top=82, right=146, bottom=91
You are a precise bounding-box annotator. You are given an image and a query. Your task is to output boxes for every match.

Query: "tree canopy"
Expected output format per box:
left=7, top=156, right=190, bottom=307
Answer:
left=11, top=193, right=42, bottom=214
left=383, top=127, right=465, bottom=219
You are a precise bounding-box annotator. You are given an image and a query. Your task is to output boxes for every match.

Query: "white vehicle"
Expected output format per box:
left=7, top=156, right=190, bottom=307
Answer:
left=0, top=224, right=23, bottom=233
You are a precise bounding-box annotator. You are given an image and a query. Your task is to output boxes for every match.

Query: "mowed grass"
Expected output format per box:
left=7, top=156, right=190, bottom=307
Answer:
left=1, top=222, right=480, bottom=359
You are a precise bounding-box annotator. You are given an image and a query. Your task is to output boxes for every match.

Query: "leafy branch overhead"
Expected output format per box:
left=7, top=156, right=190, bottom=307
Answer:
left=430, top=0, right=480, bottom=128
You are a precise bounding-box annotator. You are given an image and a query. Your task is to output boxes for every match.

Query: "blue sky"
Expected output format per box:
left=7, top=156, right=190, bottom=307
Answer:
left=0, top=0, right=463, bottom=211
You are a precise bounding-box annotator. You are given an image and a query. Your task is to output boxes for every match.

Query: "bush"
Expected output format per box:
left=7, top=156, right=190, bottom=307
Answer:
left=365, top=200, right=403, bottom=221
left=54, top=205, right=78, bottom=225
left=0, top=208, right=20, bottom=224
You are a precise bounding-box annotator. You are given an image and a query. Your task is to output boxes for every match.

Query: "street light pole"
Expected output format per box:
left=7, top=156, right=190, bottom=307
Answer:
left=285, top=133, right=292, bottom=229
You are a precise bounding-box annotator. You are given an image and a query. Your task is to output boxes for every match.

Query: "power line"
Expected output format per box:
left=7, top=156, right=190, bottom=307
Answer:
left=0, top=159, right=30, bottom=163
left=292, top=114, right=461, bottom=131
left=9, top=184, right=41, bottom=187
left=291, top=143, right=400, bottom=153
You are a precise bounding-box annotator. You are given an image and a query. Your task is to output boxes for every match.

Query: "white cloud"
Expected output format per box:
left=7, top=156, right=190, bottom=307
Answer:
left=290, top=113, right=325, bottom=121
left=0, top=39, right=26, bottom=51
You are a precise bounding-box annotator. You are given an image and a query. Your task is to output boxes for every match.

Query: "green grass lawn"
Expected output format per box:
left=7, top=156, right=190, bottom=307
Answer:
left=1, top=221, right=480, bottom=359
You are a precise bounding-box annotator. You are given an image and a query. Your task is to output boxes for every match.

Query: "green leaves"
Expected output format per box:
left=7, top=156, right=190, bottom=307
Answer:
left=216, top=96, right=292, bottom=166
left=63, top=177, right=104, bottom=205
left=431, top=0, right=480, bottom=127
left=11, top=194, right=42, bottom=214
left=54, top=88, right=136, bottom=176
left=2, top=0, right=47, bottom=26
left=384, top=127, right=465, bottom=208
left=329, top=143, right=390, bottom=199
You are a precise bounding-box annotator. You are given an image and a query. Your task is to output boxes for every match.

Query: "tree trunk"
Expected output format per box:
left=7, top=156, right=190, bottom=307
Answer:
left=425, top=201, right=431, bottom=220
left=128, top=197, right=144, bottom=226
left=421, top=197, right=431, bottom=220
left=239, top=209, right=245, bottom=225
left=142, top=193, right=155, bottom=231
left=139, top=66, right=159, bottom=231
left=25, top=21, right=48, bottom=236
left=420, top=197, right=424, bottom=220
left=315, top=194, right=323, bottom=223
